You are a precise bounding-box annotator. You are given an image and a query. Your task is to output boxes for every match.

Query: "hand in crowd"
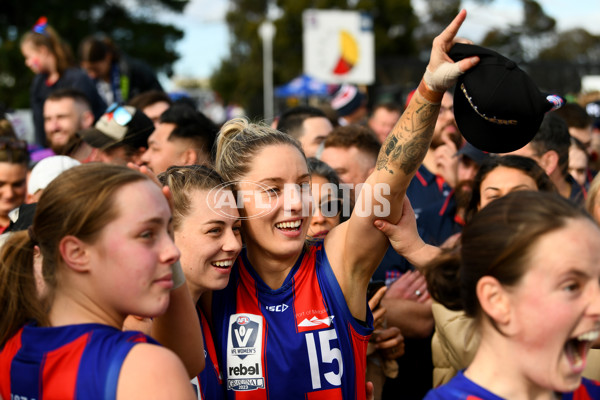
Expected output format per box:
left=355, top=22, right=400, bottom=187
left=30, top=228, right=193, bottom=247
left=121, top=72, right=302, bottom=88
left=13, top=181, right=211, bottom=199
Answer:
left=373, top=326, right=405, bottom=360
left=386, top=270, right=431, bottom=304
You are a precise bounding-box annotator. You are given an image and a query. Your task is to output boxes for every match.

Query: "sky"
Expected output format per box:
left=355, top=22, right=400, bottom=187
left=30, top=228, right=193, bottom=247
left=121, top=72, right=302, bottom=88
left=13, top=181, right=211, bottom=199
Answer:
left=157, top=0, right=600, bottom=87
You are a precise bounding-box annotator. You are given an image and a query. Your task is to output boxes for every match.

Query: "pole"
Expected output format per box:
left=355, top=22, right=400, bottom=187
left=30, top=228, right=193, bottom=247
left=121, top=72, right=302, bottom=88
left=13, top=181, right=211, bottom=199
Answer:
left=259, top=20, right=275, bottom=123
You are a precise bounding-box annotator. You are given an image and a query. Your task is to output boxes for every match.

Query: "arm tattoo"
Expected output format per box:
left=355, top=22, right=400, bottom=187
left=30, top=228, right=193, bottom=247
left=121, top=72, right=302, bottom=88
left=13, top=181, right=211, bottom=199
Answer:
left=376, top=95, right=438, bottom=175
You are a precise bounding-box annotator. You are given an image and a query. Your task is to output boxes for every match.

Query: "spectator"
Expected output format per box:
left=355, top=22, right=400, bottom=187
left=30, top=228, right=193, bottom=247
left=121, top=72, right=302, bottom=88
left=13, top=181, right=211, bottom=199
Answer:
left=20, top=17, right=106, bottom=146
left=330, top=84, right=368, bottom=126
left=43, top=88, right=94, bottom=155
left=507, top=112, right=585, bottom=204
left=128, top=90, right=173, bottom=128
left=368, top=102, right=402, bottom=144
left=319, top=124, right=380, bottom=204
left=0, top=138, right=28, bottom=232
left=79, top=35, right=163, bottom=105
left=276, top=106, right=333, bottom=158
left=140, top=103, right=217, bottom=173
left=78, top=104, right=154, bottom=165
left=569, top=136, right=591, bottom=187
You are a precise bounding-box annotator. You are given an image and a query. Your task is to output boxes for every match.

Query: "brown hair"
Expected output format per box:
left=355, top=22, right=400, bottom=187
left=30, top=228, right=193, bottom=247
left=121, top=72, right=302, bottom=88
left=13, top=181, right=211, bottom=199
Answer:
left=214, top=117, right=305, bottom=184
left=158, top=165, right=225, bottom=231
left=323, top=124, right=381, bottom=162
left=21, top=24, right=75, bottom=75
left=0, top=163, right=148, bottom=346
left=426, top=191, right=589, bottom=320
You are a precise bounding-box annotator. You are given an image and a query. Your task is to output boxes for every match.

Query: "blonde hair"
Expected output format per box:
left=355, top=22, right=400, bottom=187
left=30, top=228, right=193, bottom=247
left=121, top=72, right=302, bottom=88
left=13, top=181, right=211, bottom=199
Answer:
left=214, top=118, right=305, bottom=183
left=0, top=164, right=148, bottom=346
left=158, top=165, right=225, bottom=231
left=586, top=173, right=600, bottom=220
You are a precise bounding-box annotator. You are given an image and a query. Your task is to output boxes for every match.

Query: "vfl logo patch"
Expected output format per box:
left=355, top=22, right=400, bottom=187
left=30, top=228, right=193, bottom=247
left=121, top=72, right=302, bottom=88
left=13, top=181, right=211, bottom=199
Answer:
left=227, top=314, right=265, bottom=391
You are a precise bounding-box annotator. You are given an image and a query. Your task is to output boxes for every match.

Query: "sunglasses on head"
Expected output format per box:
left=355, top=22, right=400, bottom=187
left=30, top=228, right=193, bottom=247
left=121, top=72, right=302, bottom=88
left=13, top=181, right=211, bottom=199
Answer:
left=106, top=103, right=132, bottom=126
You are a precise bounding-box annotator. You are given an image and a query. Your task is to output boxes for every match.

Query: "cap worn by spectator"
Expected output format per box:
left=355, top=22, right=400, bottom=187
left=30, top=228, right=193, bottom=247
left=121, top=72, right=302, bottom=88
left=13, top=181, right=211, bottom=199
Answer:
left=28, top=155, right=81, bottom=196
left=449, top=43, right=563, bottom=153
left=331, top=84, right=365, bottom=117
left=456, top=142, right=491, bottom=165
left=79, top=104, right=154, bottom=150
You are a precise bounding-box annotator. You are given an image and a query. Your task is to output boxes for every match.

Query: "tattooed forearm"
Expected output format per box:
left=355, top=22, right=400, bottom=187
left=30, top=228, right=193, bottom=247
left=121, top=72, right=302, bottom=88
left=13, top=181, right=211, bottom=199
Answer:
left=376, top=93, right=439, bottom=176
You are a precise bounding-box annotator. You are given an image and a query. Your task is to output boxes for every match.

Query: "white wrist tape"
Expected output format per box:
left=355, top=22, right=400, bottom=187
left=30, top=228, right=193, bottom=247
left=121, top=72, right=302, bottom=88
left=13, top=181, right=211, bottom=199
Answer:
left=423, top=63, right=464, bottom=92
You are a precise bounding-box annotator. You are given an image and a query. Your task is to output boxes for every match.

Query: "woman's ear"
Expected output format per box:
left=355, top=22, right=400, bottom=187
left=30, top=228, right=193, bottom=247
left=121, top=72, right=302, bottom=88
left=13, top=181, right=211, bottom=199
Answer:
left=477, top=276, right=512, bottom=330
left=58, top=235, right=90, bottom=272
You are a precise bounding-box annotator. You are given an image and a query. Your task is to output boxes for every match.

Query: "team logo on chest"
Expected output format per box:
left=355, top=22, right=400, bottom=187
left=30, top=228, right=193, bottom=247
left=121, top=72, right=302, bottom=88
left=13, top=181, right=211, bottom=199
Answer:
left=226, top=314, right=265, bottom=391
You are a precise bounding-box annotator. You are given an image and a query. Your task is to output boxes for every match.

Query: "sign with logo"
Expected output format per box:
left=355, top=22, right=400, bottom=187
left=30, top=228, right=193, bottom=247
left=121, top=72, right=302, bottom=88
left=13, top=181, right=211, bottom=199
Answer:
left=303, top=9, right=374, bottom=84
left=226, top=314, right=265, bottom=391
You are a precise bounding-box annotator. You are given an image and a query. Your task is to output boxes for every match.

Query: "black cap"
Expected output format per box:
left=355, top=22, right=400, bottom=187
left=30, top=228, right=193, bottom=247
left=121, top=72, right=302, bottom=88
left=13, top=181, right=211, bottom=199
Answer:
left=449, top=43, right=562, bottom=153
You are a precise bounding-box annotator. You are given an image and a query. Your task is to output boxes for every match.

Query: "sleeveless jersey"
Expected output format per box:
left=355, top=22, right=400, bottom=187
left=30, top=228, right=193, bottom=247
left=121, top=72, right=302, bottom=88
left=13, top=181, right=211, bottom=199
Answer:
left=212, top=242, right=373, bottom=400
left=192, top=304, right=226, bottom=400
left=0, top=322, right=158, bottom=400
left=424, top=370, right=600, bottom=400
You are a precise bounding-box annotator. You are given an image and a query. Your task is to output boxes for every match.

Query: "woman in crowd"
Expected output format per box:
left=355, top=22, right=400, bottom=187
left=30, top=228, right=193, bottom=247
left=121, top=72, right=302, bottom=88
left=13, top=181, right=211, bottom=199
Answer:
left=0, top=138, right=29, bottom=233
left=0, top=163, right=195, bottom=399
left=159, top=164, right=242, bottom=399
left=20, top=17, right=105, bottom=146
left=423, top=191, right=600, bottom=399
left=464, top=154, right=556, bottom=223
left=209, top=11, right=478, bottom=399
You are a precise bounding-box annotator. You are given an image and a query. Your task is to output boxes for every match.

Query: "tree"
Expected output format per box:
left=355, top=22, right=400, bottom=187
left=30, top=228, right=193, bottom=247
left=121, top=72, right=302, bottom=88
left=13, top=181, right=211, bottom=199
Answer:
left=0, top=0, right=187, bottom=109
left=210, top=0, right=416, bottom=118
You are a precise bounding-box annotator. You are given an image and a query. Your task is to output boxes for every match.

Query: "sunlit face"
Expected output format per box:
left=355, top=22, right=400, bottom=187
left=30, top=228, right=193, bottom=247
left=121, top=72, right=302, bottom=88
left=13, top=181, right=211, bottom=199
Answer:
left=0, top=162, right=27, bottom=218
left=479, top=166, right=538, bottom=209
left=21, top=41, right=50, bottom=74
left=368, top=108, right=401, bottom=143
left=238, top=144, right=312, bottom=264
left=569, top=145, right=588, bottom=187
left=175, top=189, right=242, bottom=298
left=140, top=123, right=185, bottom=173
left=307, top=175, right=341, bottom=240
left=504, top=218, right=600, bottom=393
left=298, top=117, right=332, bottom=158
left=44, top=98, right=86, bottom=151
left=432, top=92, right=459, bottom=148
left=88, top=180, right=180, bottom=320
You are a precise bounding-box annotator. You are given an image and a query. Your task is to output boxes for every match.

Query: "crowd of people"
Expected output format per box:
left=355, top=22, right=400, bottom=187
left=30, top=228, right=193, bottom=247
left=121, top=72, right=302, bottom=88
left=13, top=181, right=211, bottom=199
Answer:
left=2, top=10, right=600, bottom=400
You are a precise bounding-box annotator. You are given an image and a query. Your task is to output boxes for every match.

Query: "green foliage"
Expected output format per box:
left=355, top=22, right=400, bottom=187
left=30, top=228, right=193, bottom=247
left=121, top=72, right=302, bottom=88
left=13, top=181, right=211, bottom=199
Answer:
left=0, top=0, right=187, bottom=108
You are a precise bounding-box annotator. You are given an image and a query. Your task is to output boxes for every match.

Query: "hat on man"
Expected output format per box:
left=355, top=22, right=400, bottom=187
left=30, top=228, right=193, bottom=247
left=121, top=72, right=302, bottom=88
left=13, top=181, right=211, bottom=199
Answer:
left=449, top=43, right=563, bottom=153
left=28, top=155, right=80, bottom=195
left=79, top=105, right=154, bottom=150
left=331, top=84, right=365, bottom=117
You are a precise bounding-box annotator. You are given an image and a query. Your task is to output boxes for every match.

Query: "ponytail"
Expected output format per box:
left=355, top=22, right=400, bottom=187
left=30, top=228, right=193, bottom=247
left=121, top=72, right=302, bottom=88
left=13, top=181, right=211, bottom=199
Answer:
left=0, top=231, right=47, bottom=346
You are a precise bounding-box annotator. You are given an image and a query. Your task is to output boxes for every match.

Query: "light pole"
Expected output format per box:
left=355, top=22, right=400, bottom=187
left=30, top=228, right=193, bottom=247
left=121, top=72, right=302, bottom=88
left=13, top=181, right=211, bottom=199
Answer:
left=259, top=20, right=275, bottom=123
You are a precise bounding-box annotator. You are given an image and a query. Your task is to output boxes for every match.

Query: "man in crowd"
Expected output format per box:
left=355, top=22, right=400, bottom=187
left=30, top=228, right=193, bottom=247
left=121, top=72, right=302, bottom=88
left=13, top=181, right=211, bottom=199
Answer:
left=508, top=112, right=585, bottom=204
left=368, top=102, right=402, bottom=144
left=140, top=103, right=217, bottom=173
left=276, top=106, right=333, bottom=158
left=43, top=88, right=95, bottom=154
